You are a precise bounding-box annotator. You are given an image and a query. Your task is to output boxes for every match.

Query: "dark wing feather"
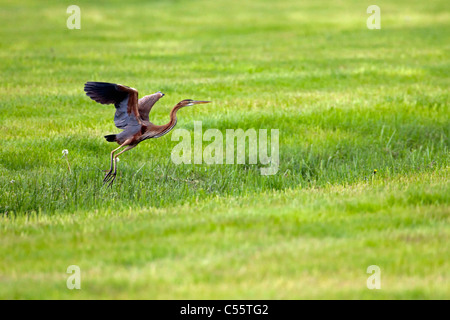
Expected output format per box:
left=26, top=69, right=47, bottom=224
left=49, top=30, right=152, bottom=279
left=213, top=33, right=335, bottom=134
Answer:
left=84, top=82, right=128, bottom=104
left=84, top=82, right=141, bottom=130
left=114, top=96, right=139, bottom=129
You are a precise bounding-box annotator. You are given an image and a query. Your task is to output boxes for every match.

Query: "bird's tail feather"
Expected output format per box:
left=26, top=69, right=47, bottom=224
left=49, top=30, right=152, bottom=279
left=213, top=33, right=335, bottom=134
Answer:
left=104, top=134, right=117, bottom=142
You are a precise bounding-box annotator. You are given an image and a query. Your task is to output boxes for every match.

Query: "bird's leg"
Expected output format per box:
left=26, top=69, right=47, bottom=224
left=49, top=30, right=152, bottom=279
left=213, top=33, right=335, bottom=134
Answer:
left=103, top=140, right=133, bottom=183
left=105, top=145, right=135, bottom=187
left=103, top=145, right=124, bottom=183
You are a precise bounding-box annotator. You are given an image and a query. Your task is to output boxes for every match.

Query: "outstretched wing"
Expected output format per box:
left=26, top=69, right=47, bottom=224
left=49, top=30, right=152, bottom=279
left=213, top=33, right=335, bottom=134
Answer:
left=138, top=92, right=164, bottom=122
left=84, top=82, right=142, bottom=129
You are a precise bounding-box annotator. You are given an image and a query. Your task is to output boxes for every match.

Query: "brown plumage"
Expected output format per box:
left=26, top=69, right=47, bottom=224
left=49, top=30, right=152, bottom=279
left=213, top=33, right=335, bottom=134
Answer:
left=84, top=81, right=210, bottom=186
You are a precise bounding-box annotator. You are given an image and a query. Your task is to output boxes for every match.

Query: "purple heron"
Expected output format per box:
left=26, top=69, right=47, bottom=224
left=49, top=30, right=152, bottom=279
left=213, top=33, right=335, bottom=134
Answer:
left=84, top=81, right=210, bottom=186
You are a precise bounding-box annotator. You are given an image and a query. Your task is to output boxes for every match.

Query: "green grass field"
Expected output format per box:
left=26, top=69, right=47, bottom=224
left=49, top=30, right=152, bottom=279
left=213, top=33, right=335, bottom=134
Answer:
left=0, top=0, right=449, bottom=299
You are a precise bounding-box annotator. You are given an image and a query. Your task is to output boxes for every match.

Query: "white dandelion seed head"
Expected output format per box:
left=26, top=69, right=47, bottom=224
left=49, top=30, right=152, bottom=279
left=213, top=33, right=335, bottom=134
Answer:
left=116, top=157, right=120, bottom=162
left=62, top=149, right=69, bottom=156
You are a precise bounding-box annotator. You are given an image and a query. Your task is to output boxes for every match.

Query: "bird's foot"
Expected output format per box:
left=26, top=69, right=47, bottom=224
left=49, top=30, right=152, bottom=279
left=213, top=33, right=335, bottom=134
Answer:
left=103, top=170, right=116, bottom=187
left=103, top=170, right=113, bottom=182
left=106, top=174, right=116, bottom=188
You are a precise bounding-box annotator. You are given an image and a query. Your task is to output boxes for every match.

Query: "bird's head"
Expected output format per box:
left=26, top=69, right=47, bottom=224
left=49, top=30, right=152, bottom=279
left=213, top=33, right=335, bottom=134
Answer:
left=178, top=99, right=211, bottom=108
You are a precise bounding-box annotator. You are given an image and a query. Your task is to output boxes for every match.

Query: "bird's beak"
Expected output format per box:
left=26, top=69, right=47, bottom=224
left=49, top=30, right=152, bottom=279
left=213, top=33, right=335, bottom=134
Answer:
left=191, top=100, right=211, bottom=105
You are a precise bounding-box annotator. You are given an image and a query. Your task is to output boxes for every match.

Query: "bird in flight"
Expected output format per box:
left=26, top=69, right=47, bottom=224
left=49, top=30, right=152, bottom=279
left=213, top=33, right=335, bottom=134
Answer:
left=84, top=82, right=210, bottom=186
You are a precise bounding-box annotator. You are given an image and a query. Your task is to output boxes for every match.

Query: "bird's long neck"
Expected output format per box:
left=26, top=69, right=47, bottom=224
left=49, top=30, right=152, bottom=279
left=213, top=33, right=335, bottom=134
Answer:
left=159, top=103, right=183, bottom=136
left=169, top=104, right=181, bottom=126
